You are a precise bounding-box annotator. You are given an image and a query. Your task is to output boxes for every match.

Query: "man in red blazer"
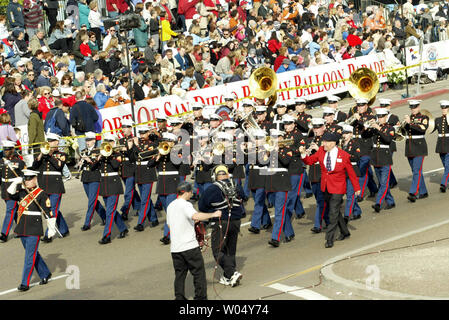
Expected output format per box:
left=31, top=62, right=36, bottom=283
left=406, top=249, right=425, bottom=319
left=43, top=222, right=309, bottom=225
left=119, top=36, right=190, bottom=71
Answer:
left=300, top=132, right=361, bottom=248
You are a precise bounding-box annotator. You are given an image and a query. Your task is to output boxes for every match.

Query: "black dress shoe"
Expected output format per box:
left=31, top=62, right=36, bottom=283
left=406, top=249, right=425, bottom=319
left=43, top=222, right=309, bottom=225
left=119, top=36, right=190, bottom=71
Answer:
left=357, top=196, right=364, bottom=202
left=98, top=237, right=111, bottom=245
left=101, top=219, right=106, bottom=226
left=262, top=222, right=272, bottom=230
left=440, top=185, right=447, bottom=193
left=372, top=204, right=381, bottom=213
left=41, top=236, right=52, bottom=243
left=155, top=204, right=163, bottom=211
left=295, top=212, right=305, bottom=219
left=325, top=241, right=334, bottom=248
left=305, top=192, right=313, bottom=198
left=160, top=236, right=170, bottom=245
left=134, top=211, right=139, bottom=216
left=311, top=227, right=321, bottom=233
left=118, top=229, right=129, bottom=239
left=150, top=220, right=159, bottom=227
left=268, top=239, right=280, bottom=247
left=351, top=215, right=362, bottom=220
left=267, top=203, right=273, bottom=208
left=337, top=233, right=350, bottom=241
left=61, top=231, right=70, bottom=238
left=390, top=182, right=398, bottom=189
left=121, top=213, right=128, bottom=221
left=344, top=216, right=349, bottom=225
left=0, top=233, right=7, bottom=242
left=368, top=191, right=376, bottom=198
left=17, top=284, right=29, bottom=292
left=323, top=224, right=329, bottom=230
left=385, top=204, right=395, bottom=210
left=134, top=224, right=144, bottom=232
left=248, top=226, right=260, bottom=234
left=418, top=193, right=428, bottom=199
left=40, top=273, right=52, bottom=285
left=407, top=194, right=417, bottom=203
left=81, top=225, right=90, bottom=231
left=284, top=235, right=295, bottom=243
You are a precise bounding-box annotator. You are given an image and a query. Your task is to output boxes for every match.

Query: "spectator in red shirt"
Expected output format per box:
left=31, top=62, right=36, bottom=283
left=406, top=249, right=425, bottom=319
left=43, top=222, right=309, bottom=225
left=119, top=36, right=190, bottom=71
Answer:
left=37, top=87, right=55, bottom=120
left=106, top=0, right=129, bottom=18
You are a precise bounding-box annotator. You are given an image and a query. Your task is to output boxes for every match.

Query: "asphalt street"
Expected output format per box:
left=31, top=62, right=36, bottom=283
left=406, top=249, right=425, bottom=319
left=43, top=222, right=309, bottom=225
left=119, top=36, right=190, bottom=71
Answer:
left=1, top=80, right=449, bottom=300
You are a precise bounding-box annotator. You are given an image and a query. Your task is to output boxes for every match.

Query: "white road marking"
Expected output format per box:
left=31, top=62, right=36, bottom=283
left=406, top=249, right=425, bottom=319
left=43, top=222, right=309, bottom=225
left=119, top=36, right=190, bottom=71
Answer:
left=268, top=283, right=330, bottom=300
left=0, top=274, right=68, bottom=296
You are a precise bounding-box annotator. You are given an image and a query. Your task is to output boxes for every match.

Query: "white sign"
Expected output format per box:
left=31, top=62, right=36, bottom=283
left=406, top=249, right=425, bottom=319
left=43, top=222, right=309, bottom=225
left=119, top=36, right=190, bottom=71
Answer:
left=406, top=39, right=449, bottom=75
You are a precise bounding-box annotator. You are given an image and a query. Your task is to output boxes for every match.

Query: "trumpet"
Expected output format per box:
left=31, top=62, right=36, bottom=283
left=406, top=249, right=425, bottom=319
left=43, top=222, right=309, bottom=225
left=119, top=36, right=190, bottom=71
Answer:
left=263, top=137, right=295, bottom=152
left=363, top=119, right=379, bottom=129
left=40, top=142, right=51, bottom=155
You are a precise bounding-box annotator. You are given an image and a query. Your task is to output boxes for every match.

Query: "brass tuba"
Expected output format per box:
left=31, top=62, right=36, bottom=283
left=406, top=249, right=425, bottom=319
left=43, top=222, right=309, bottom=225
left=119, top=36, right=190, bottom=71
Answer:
left=40, top=142, right=51, bottom=155
left=421, top=109, right=435, bottom=135
left=100, top=142, right=114, bottom=157
left=248, top=67, right=278, bottom=107
left=347, top=67, right=380, bottom=106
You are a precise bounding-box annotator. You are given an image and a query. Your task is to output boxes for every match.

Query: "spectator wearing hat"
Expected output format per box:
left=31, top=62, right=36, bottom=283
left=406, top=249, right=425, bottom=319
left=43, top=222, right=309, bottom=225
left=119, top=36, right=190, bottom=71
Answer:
left=35, top=65, right=51, bottom=88
left=27, top=98, right=45, bottom=155
left=276, top=58, right=295, bottom=73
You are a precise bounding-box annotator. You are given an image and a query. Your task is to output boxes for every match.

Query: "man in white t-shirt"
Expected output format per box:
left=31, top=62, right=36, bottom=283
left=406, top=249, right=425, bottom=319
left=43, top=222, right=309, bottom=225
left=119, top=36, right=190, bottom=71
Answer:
left=167, top=181, right=221, bottom=300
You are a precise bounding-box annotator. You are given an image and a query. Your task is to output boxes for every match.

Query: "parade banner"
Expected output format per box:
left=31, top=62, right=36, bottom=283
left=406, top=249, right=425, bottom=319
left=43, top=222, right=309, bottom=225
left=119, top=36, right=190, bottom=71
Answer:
left=99, top=53, right=388, bottom=134
left=406, top=39, right=449, bottom=75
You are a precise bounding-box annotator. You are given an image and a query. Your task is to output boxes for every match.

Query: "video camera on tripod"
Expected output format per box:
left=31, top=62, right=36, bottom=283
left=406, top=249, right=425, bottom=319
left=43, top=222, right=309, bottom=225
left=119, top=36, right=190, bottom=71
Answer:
left=103, top=13, right=141, bottom=31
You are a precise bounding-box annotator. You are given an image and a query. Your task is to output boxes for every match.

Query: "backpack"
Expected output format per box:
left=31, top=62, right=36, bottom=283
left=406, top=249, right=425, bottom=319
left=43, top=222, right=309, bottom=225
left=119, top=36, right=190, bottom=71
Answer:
left=44, top=108, right=63, bottom=135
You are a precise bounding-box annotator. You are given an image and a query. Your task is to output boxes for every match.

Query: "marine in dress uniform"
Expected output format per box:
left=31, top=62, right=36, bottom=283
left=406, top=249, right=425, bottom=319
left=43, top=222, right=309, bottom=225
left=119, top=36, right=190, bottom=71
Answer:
left=327, top=95, right=347, bottom=123
left=79, top=132, right=106, bottom=231
left=433, top=100, right=449, bottom=192
left=192, top=102, right=206, bottom=129
left=381, top=98, right=399, bottom=188
left=91, top=135, right=129, bottom=244
left=118, top=119, right=141, bottom=221
left=271, top=103, right=288, bottom=132
left=364, top=109, right=396, bottom=212
left=7, top=170, right=55, bottom=291
left=192, top=129, right=214, bottom=197
left=31, top=133, right=69, bottom=242
left=307, top=118, right=330, bottom=233
left=265, top=129, right=293, bottom=248
left=154, top=132, right=182, bottom=245
left=404, top=100, right=429, bottom=202
left=348, top=98, right=378, bottom=202
left=129, top=125, right=159, bottom=231
left=323, top=107, right=343, bottom=136
left=341, top=125, right=362, bottom=221
left=248, top=129, right=272, bottom=233
left=198, top=165, right=244, bottom=287
left=0, top=141, right=25, bottom=242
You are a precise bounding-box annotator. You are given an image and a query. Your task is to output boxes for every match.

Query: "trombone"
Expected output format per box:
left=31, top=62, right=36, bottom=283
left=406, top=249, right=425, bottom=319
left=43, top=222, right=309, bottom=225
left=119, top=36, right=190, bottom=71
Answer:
left=98, top=142, right=127, bottom=157
left=263, top=137, right=295, bottom=152
left=138, top=141, right=174, bottom=160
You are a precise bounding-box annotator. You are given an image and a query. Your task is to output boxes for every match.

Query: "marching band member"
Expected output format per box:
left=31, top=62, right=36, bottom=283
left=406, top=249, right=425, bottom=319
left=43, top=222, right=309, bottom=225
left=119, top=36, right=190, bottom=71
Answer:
left=348, top=98, right=378, bottom=202
left=404, top=100, right=429, bottom=202
left=272, top=102, right=287, bottom=131
left=223, top=93, right=236, bottom=112
left=327, top=95, right=347, bottom=123
left=91, top=133, right=129, bottom=244
left=79, top=132, right=106, bottom=231
left=154, top=132, right=182, bottom=245
left=198, top=165, right=244, bottom=287
left=32, top=133, right=69, bottom=243
left=300, top=132, right=361, bottom=248
left=155, top=113, right=169, bottom=139
left=293, top=97, right=312, bottom=136
left=209, top=113, right=222, bottom=131
left=434, top=100, right=449, bottom=192
left=7, top=169, right=56, bottom=291
left=323, top=107, right=343, bottom=135
left=0, top=141, right=25, bottom=242
left=170, top=117, right=191, bottom=183
left=254, top=105, right=271, bottom=131
left=380, top=98, right=399, bottom=188
left=365, top=108, right=396, bottom=212
left=266, top=129, right=293, bottom=247
left=193, top=129, right=214, bottom=197
left=130, top=125, right=159, bottom=232
left=283, top=114, right=306, bottom=220
left=118, top=119, right=141, bottom=221
left=192, top=102, right=206, bottom=128
left=248, top=129, right=272, bottom=234
left=341, top=125, right=362, bottom=221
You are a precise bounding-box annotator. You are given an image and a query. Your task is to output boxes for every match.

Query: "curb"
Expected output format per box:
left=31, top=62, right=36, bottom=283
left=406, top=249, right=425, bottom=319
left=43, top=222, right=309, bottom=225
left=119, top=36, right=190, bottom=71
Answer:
left=390, top=88, right=449, bottom=108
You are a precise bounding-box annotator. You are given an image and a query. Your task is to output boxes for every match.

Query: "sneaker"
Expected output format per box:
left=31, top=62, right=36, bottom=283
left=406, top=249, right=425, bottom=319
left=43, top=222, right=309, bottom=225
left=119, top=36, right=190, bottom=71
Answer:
left=229, top=271, right=242, bottom=287
left=219, top=276, right=231, bottom=286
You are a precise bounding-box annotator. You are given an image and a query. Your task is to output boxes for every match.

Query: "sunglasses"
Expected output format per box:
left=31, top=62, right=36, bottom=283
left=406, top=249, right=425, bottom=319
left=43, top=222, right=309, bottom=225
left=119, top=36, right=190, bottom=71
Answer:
left=43, top=92, right=50, bottom=95
left=28, top=73, right=35, bottom=76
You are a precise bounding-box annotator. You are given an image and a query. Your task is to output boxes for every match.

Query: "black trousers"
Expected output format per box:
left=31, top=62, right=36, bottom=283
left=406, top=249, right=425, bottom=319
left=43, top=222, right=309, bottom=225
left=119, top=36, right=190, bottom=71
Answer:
left=211, top=219, right=240, bottom=279
left=46, top=9, right=58, bottom=35
left=50, top=38, right=73, bottom=52
left=171, top=247, right=207, bottom=300
left=324, top=191, right=349, bottom=242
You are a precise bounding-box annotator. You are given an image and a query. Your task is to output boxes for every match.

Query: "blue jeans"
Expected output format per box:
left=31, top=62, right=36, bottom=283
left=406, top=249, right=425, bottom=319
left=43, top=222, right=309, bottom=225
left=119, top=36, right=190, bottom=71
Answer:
left=1, top=200, right=17, bottom=236
left=20, top=236, right=51, bottom=286
left=82, top=182, right=106, bottom=227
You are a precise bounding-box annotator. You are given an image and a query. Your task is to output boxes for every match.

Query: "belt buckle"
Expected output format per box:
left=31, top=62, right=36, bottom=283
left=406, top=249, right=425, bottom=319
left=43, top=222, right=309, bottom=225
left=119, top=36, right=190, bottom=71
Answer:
left=104, top=173, right=108, bottom=177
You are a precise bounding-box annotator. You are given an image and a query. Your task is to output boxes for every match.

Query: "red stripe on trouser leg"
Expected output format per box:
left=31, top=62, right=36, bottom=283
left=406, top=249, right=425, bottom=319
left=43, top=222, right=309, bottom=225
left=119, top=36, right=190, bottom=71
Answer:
left=141, top=183, right=153, bottom=222
left=348, top=195, right=354, bottom=217
left=378, top=166, right=391, bottom=206
left=88, top=186, right=101, bottom=225
left=445, top=170, right=449, bottom=186
left=5, top=201, right=17, bottom=235
left=125, top=188, right=134, bottom=215
left=320, top=202, right=327, bottom=229
left=297, top=174, right=304, bottom=196
left=361, top=169, right=369, bottom=197
left=105, top=196, right=119, bottom=238
left=414, top=158, right=425, bottom=196
left=26, top=237, right=40, bottom=286
left=276, top=192, right=288, bottom=241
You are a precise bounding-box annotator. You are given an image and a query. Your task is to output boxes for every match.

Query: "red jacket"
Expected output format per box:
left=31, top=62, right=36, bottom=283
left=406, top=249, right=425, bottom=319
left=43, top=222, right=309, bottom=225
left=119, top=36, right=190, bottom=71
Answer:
left=178, top=0, right=199, bottom=19
left=38, top=96, right=54, bottom=120
left=302, top=146, right=360, bottom=194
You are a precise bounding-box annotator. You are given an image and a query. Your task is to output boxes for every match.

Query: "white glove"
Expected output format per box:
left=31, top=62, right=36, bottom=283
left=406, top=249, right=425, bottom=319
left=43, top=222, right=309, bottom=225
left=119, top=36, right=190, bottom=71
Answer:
left=6, top=177, right=22, bottom=194
left=46, top=217, right=57, bottom=238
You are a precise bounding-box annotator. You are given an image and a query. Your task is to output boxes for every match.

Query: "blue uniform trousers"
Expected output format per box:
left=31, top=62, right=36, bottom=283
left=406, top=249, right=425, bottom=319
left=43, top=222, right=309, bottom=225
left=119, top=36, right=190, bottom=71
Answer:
left=302, top=170, right=313, bottom=194
left=159, top=193, right=177, bottom=238
left=120, top=176, right=141, bottom=216
left=389, top=169, right=398, bottom=187
left=137, top=183, right=157, bottom=225
left=287, top=174, right=305, bottom=217
left=250, top=188, right=270, bottom=229
left=102, top=195, right=127, bottom=238
left=374, top=166, right=395, bottom=206
left=440, top=153, right=449, bottom=187
left=408, top=156, right=427, bottom=196
left=312, top=182, right=329, bottom=229
left=45, top=194, right=69, bottom=237
left=82, top=182, right=106, bottom=227
left=1, top=200, right=17, bottom=236
left=243, top=163, right=251, bottom=199
left=345, top=178, right=361, bottom=217
left=358, top=155, right=378, bottom=198
left=20, top=236, right=51, bottom=286
left=269, top=191, right=292, bottom=241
